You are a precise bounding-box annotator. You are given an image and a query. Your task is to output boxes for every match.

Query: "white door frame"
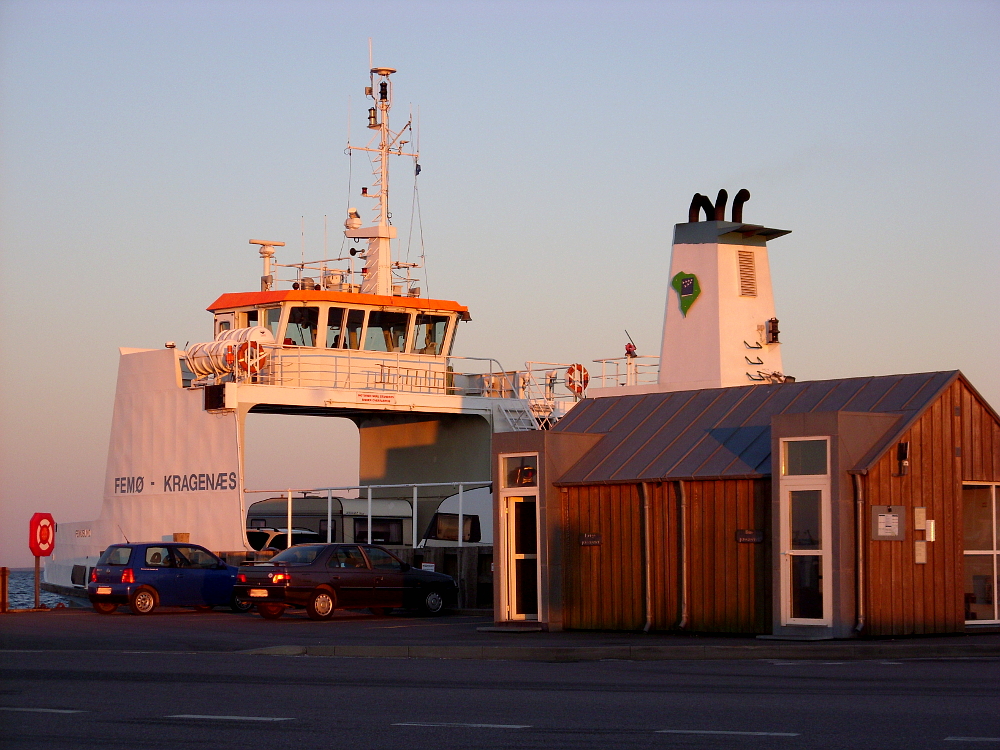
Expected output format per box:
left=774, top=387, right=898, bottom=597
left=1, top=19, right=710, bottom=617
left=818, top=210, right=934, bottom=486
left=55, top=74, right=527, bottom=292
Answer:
left=779, top=437, right=832, bottom=626
left=497, top=452, right=540, bottom=622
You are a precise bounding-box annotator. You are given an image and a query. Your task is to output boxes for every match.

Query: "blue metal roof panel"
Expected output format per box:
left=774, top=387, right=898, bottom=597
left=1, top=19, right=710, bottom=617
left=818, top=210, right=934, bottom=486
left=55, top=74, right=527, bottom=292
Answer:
left=553, top=371, right=960, bottom=484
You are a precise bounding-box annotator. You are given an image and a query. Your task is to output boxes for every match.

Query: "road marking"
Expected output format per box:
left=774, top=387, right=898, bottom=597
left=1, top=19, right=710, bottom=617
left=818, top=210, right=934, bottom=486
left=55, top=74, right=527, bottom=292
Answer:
left=167, top=714, right=294, bottom=722
left=945, top=739, right=1000, bottom=743
left=393, top=722, right=531, bottom=729
left=0, top=707, right=86, bottom=714
left=657, top=730, right=799, bottom=737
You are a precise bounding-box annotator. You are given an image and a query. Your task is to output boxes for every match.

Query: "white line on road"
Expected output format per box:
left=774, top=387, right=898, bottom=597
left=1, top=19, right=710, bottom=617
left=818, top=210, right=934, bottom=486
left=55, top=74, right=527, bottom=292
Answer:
left=0, top=707, right=86, bottom=714
left=945, top=738, right=1000, bottom=743
left=167, top=714, right=294, bottom=722
left=657, top=730, right=799, bottom=737
left=393, top=722, right=531, bottom=729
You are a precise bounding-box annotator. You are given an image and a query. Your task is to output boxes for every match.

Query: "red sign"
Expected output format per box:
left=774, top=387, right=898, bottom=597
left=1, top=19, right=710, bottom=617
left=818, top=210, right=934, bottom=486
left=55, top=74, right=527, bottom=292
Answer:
left=29, top=513, right=56, bottom=557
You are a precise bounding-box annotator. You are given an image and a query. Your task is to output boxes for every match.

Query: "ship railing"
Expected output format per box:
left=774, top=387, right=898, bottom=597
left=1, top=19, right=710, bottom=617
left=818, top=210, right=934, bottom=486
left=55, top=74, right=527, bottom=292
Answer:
left=244, top=480, right=492, bottom=550
left=233, top=345, right=530, bottom=400
left=591, top=355, right=660, bottom=389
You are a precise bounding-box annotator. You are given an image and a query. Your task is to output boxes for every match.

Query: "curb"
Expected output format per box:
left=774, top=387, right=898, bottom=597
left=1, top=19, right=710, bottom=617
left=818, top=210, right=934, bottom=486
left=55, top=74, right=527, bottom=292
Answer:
left=238, top=641, right=1000, bottom=662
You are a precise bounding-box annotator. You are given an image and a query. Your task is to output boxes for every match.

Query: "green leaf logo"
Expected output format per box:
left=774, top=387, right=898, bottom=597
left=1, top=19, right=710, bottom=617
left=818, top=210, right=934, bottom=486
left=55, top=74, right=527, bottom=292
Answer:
left=671, top=272, right=701, bottom=317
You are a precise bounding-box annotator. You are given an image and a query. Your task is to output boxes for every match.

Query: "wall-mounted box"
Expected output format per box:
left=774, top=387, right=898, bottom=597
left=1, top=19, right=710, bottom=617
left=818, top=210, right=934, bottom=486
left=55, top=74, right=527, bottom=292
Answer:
left=871, top=506, right=906, bottom=541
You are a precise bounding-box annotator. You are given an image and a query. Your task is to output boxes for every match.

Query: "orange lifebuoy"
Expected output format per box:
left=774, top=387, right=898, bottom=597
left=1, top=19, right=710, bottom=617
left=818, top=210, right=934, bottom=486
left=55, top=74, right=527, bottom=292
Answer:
left=565, top=364, right=589, bottom=395
left=236, top=340, right=267, bottom=374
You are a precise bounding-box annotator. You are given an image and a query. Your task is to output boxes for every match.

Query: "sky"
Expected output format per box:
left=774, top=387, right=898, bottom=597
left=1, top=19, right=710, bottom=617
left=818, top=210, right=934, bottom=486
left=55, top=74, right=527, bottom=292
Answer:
left=1, top=0, right=997, bottom=567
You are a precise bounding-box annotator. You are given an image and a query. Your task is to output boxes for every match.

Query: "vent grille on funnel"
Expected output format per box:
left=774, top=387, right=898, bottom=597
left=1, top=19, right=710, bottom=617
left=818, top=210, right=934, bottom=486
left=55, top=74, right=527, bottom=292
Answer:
left=738, top=250, right=757, bottom=297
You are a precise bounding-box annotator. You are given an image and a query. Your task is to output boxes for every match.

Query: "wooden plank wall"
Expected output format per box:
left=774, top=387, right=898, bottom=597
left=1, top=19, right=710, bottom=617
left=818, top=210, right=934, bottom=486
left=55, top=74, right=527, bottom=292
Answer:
left=561, top=479, right=770, bottom=633
left=864, top=379, right=1000, bottom=636
left=681, top=479, right=771, bottom=634
left=561, top=484, right=644, bottom=630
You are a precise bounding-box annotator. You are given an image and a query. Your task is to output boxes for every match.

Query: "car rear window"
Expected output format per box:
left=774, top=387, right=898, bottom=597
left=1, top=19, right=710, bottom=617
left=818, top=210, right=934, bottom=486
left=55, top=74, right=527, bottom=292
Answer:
left=174, top=546, right=220, bottom=569
left=328, top=546, right=368, bottom=569
left=270, top=545, right=324, bottom=564
left=98, top=547, right=132, bottom=566
left=144, top=547, right=172, bottom=567
left=247, top=531, right=269, bottom=551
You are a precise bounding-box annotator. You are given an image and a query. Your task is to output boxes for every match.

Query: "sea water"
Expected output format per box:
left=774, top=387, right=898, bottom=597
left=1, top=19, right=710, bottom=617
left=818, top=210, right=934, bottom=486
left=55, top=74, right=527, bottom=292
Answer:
left=6, top=569, right=71, bottom=609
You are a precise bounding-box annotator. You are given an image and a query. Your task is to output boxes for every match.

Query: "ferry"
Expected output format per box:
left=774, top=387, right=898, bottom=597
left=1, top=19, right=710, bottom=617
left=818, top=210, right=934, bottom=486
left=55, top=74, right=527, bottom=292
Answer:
left=44, top=65, right=632, bottom=596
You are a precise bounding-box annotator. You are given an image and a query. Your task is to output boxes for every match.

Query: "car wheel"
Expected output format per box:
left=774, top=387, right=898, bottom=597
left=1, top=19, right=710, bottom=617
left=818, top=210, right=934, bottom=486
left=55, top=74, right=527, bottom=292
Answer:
left=257, top=603, right=284, bottom=620
left=129, top=586, right=158, bottom=615
left=92, top=601, right=117, bottom=615
left=306, top=590, right=336, bottom=621
left=420, top=589, right=445, bottom=616
left=230, top=595, right=254, bottom=613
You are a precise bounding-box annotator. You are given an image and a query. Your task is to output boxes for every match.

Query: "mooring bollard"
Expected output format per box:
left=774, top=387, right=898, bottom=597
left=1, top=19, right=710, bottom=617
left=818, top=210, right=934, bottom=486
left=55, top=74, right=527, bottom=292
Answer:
left=0, top=567, right=9, bottom=613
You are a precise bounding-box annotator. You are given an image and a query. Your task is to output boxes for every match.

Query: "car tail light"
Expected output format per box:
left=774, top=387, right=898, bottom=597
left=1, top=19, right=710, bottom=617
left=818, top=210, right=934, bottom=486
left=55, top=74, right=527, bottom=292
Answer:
left=90, top=568, right=98, bottom=583
left=121, top=568, right=134, bottom=584
left=236, top=573, right=246, bottom=583
left=271, top=573, right=289, bottom=584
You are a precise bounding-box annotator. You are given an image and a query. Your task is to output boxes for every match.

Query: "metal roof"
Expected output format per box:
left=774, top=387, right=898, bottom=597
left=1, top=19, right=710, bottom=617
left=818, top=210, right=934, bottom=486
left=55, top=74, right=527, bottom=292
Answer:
left=552, top=371, right=961, bottom=484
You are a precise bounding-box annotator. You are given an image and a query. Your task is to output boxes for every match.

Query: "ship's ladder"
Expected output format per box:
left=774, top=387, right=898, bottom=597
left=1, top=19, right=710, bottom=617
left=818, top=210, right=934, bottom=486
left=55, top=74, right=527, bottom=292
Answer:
left=499, top=402, right=539, bottom=431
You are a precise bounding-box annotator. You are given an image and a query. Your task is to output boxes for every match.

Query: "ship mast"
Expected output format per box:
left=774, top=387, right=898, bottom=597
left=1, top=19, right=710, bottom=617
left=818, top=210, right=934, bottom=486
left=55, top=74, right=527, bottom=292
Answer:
left=344, top=66, right=418, bottom=296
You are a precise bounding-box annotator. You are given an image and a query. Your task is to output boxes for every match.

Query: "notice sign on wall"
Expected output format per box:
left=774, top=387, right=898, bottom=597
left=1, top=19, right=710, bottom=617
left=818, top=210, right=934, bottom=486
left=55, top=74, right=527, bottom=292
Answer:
left=871, top=505, right=906, bottom=541
left=579, top=533, right=602, bottom=546
left=735, top=529, right=764, bottom=544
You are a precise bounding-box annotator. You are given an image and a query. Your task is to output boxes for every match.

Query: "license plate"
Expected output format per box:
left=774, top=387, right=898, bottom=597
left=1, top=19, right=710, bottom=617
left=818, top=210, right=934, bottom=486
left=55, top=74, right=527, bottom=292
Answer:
left=249, top=589, right=269, bottom=598
left=96, top=587, right=112, bottom=595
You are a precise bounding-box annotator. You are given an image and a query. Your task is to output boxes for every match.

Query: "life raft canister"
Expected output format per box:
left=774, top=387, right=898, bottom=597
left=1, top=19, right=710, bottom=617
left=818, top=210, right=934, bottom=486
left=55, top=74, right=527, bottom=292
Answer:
left=565, top=363, right=589, bottom=395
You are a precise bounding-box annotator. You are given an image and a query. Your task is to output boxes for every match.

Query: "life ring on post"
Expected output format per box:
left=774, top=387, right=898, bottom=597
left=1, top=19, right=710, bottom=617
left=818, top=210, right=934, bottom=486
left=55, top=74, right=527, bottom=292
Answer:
left=565, top=364, right=589, bottom=396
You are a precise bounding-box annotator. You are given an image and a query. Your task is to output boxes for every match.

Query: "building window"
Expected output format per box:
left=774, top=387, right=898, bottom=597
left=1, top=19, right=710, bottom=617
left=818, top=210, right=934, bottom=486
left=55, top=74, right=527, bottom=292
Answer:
left=783, top=439, right=828, bottom=476
left=964, top=484, right=999, bottom=623
left=502, top=455, right=538, bottom=488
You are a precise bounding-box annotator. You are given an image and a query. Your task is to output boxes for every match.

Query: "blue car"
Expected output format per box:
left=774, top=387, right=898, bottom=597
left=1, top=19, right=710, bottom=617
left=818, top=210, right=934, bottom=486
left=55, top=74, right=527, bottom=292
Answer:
left=87, top=542, right=251, bottom=615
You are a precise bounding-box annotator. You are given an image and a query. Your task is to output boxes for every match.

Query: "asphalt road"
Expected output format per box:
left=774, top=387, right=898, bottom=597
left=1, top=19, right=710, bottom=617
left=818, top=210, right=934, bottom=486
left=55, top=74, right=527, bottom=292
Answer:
left=3, top=649, right=999, bottom=750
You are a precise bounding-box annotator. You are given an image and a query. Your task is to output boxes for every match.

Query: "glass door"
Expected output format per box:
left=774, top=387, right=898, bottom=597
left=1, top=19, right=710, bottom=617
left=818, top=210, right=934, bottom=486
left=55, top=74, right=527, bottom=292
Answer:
left=787, top=488, right=825, bottom=620
left=779, top=438, right=831, bottom=626
left=505, top=496, right=538, bottom=620
left=499, top=453, right=539, bottom=621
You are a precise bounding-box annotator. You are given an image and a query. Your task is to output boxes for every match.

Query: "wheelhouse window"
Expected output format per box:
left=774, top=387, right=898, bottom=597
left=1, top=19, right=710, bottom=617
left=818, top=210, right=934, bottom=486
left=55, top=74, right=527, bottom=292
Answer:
left=343, top=309, right=365, bottom=350
left=326, top=307, right=345, bottom=348
left=265, top=308, right=282, bottom=339
left=413, top=314, right=449, bottom=355
left=964, top=484, right=999, bottom=623
left=245, top=310, right=259, bottom=327
left=285, top=307, right=319, bottom=346
left=364, top=311, right=410, bottom=352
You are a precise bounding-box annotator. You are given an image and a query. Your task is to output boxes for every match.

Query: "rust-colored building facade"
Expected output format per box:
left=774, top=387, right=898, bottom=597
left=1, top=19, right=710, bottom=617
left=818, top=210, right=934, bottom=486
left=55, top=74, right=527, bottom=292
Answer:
left=492, top=371, right=1000, bottom=638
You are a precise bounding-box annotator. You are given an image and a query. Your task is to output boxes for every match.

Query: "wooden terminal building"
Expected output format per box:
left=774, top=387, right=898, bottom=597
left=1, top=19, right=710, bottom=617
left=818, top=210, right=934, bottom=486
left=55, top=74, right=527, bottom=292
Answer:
left=492, top=370, right=1000, bottom=638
